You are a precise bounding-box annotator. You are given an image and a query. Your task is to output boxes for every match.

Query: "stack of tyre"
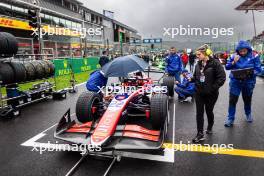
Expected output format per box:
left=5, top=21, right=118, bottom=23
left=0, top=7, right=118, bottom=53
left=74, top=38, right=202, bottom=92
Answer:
left=0, top=32, right=18, bottom=56
left=0, top=32, right=55, bottom=85
left=0, top=60, right=55, bottom=85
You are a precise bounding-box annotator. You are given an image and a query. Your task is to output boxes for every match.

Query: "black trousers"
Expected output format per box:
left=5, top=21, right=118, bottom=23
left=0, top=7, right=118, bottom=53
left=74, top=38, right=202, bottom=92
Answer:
left=189, top=64, right=194, bottom=72
left=195, top=92, right=219, bottom=133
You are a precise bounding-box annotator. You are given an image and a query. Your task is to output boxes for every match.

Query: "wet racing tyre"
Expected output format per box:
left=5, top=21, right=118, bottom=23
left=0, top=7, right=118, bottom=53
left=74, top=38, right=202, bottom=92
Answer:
left=9, top=62, right=27, bottom=83
left=23, top=62, right=36, bottom=81
left=76, top=91, right=102, bottom=123
left=162, top=76, right=175, bottom=97
left=31, top=60, right=45, bottom=79
left=0, top=62, right=15, bottom=85
left=0, top=33, right=9, bottom=55
left=0, top=32, right=18, bottom=55
left=43, top=60, right=55, bottom=77
left=39, top=60, right=50, bottom=78
left=150, top=94, right=168, bottom=130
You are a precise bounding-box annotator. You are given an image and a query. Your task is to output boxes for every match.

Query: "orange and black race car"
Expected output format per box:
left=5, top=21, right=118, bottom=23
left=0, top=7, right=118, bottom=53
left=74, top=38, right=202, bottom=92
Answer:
left=54, top=75, right=173, bottom=152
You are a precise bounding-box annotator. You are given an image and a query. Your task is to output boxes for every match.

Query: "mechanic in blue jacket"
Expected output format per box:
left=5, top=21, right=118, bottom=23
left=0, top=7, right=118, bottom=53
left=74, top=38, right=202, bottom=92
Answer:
left=165, top=47, right=183, bottom=82
left=225, top=40, right=261, bottom=127
left=86, top=70, right=108, bottom=93
left=175, top=69, right=196, bottom=101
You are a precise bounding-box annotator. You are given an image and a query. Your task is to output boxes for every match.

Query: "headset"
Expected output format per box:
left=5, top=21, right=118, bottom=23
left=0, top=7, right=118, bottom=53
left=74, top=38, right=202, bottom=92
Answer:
left=203, top=44, right=213, bottom=56
left=197, top=45, right=213, bottom=56
left=205, top=48, right=213, bottom=56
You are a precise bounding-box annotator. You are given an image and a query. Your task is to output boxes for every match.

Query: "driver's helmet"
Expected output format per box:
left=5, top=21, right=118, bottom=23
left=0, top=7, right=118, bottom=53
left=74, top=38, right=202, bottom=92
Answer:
left=128, top=71, right=143, bottom=79
left=134, top=71, right=143, bottom=78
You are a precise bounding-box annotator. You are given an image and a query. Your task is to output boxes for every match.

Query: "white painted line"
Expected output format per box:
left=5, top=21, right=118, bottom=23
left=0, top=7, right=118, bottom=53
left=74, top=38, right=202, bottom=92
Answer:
left=21, top=113, right=75, bottom=147
left=40, top=123, right=58, bottom=134
left=172, top=103, right=176, bottom=163
left=75, top=82, right=86, bottom=87
left=58, top=81, right=85, bottom=91
left=21, top=133, right=47, bottom=147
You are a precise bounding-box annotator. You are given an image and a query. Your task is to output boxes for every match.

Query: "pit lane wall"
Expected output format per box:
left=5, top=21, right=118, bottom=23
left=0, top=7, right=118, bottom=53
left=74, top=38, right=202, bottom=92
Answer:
left=53, top=57, right=100, bottom=76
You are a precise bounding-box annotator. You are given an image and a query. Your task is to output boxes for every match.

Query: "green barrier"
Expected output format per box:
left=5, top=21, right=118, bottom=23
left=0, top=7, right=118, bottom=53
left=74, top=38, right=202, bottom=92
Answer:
left=53, top=57, right=101, bottom=76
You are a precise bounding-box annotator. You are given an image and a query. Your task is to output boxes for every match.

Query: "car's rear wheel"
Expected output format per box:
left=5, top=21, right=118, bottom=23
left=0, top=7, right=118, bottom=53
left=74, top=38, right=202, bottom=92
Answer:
left=76, top=91, right=102, bottom=123
left=162, top=76, right=175, bottom=97
left=150, top=94, right=168, bottom=130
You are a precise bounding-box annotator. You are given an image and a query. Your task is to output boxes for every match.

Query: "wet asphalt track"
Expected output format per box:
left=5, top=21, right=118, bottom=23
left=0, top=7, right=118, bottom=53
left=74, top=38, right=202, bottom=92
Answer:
left=0, top=71, right=264, bottom=176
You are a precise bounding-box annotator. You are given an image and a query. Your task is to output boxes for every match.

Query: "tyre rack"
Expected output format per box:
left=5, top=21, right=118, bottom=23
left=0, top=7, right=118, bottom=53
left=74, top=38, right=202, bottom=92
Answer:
left=0, top=82, right=55, bottom=118
left=0, top=54, right=67, bottom=119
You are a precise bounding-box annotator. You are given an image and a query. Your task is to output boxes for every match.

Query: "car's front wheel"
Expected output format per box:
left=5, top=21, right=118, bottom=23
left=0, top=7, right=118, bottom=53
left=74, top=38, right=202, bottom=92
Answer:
left=76, top=91, right=102, bottom=123
left=150, top=94, right=168, bottom=130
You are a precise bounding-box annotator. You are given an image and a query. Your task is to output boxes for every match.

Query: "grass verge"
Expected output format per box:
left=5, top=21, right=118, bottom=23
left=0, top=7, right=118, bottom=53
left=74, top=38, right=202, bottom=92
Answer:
left=0, top=70, right=93, bottom=96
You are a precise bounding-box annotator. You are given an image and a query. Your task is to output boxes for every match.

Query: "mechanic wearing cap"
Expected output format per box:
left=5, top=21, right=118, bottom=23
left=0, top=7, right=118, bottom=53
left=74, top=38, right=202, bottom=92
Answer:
left=175, top=69, right=196, bottom=102
left=225, top=40, right=261, bottom=127
left=192, top=44, right=226, bottom=143
left=165, top=47, right=183, bottom=82
left=86, top=70, right=108, bottom=94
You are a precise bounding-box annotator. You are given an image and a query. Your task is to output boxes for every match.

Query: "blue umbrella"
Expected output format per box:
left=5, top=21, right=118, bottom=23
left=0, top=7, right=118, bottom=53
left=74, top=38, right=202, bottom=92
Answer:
left=101, top=55, right=149, bottom=77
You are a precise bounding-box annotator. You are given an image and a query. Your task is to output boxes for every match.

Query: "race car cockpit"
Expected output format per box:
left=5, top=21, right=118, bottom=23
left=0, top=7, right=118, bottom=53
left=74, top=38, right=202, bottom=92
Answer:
left=122, top=71, right=152, bottom=86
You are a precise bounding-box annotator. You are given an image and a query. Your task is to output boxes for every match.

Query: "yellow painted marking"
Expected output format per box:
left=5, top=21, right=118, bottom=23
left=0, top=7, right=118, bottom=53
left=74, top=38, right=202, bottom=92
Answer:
left=162, top=143, right=264, bottom=159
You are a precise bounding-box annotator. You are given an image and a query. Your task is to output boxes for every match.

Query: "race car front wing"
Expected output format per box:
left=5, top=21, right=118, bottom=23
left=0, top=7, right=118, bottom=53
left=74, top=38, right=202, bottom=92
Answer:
left=54, top=109, right=167, bottom=152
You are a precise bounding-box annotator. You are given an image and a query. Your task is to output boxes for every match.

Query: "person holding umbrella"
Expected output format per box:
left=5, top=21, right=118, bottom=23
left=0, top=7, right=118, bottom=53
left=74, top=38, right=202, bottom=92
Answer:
left=101, top=55, right=149, bottom=77
left=86, top=70, right=108, bottom=95
left=86, top=55, right=149, bottom=98
left=192, top=44, right=226, bottom=143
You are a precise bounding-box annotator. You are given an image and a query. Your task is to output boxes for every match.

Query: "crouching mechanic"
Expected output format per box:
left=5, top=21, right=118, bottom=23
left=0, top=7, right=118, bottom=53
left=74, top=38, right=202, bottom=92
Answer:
left=175, top=69, right=196, bottom=102
left=86, top=70, right=108, bottom=95
left=165, top=47, right=183, bottom=82
left=225, top=40, right=261, bottom=127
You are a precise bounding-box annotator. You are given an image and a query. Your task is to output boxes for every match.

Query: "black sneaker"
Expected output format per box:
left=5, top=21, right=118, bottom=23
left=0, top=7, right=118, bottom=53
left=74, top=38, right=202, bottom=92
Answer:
left=178, top=96, right=185, bottom=102
left=206, top=129, right=213, bottom=134
left=192, top=132, right=205, bottom=143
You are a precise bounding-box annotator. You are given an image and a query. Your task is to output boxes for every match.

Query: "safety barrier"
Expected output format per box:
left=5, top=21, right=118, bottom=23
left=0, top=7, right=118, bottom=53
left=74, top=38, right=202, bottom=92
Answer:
left=52, top=57, right=100, bottom=76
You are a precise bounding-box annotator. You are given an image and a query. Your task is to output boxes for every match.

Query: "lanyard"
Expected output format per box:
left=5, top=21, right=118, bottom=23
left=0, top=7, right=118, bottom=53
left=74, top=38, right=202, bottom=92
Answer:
left=200, top=62, right=207, bottom=74
left=199, top=62, right=206, bottom=83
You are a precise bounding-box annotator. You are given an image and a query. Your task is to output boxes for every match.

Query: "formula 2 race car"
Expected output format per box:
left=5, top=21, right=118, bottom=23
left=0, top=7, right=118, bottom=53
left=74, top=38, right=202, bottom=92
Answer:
left=54, top=76, right=170, bottom=152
